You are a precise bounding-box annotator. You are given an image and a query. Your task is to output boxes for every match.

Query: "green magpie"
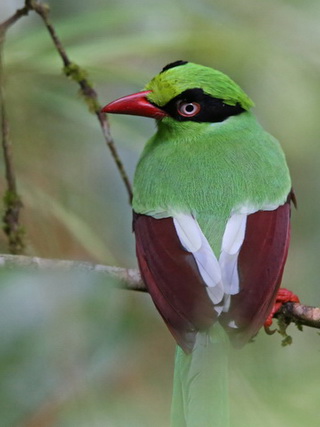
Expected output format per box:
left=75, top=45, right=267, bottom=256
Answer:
left=102, top=61, right=298, bottom=427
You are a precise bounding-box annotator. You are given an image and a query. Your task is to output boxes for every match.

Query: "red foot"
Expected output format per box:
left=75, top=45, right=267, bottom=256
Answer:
left=264, top=288, right=300, bottom=329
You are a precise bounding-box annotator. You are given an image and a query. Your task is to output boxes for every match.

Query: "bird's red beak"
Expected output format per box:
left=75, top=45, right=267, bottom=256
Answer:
left=101, top=90, right=167, bottom=119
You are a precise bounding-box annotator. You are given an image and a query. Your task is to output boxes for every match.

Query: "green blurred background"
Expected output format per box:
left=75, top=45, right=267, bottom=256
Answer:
left=1, top=0, right=320, bottom=425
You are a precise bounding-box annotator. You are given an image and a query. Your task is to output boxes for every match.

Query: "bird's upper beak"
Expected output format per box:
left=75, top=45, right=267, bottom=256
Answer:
left=101, top=90, right=167, bottom=119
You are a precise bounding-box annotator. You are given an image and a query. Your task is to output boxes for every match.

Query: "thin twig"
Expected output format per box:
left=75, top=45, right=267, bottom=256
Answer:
left=0, top=41, right=16, bottom=193
left=30, top=1, right=133, bottom=203
left=0, top=2, right=35, bottom=255
left=0, top=5, right=30, bottom=35
left=0, top=30, right=24, bottom=254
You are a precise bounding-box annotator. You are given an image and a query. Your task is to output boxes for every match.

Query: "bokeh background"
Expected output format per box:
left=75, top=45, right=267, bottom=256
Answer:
left=1, top=0, right=320, bottom=426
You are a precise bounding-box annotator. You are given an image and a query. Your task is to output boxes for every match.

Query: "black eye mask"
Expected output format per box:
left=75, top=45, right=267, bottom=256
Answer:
left=157, top=88, right=245, bottom=123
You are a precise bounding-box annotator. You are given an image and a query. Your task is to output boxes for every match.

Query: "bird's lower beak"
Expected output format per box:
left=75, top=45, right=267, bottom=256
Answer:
left=102, top=90, right=167, bottom=119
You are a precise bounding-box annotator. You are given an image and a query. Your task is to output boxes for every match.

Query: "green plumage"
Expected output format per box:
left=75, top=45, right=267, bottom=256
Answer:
left=171, top=326, right=230, bottom=427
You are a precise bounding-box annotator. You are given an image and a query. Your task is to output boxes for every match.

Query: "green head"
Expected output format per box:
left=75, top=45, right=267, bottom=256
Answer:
left=145, top=61, right=253, bottom=110
left=102, top=61, right=254, bottom=124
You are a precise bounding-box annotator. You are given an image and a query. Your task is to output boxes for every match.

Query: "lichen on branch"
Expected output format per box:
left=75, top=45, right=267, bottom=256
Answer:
left=0, top=32, right=25, bottom=254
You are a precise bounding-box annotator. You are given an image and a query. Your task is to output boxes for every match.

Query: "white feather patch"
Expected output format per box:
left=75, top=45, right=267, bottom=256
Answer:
left=223, top=294, right=231, bottom=312
left=220, top=252, right=240, bottom=295
left=173, top=213, right=224, bottom=304
left=228, top=320, right=238, bottom=328
left=219, top=213, right=248, bottom=296
left=221, top=213, right=247, bottom=255
left=173, top=214, right=202, bottom=252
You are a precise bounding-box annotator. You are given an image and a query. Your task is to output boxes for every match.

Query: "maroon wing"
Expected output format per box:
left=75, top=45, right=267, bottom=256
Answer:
left=220, top=195, right=293, bottom=347
left=133, top=212, right=217, bottom=353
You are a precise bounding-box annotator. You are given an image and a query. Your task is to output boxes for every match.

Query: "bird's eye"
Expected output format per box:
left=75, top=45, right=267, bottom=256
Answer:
left=177, top=101, right=201, bottom=117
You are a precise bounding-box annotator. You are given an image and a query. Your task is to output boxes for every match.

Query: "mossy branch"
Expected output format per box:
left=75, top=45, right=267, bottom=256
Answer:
left=273, top=302, right=320, bottom=346
left=0, top=22, right=25, bottom=254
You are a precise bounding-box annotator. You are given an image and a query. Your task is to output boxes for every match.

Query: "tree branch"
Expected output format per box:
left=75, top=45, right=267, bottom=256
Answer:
left=276, top=302, right=320, bottom=330
left=270, top=302, right=320, bottom=346
left=0, top=253, right=145, bottom=292
left=0, top=253, right=319, bottom=332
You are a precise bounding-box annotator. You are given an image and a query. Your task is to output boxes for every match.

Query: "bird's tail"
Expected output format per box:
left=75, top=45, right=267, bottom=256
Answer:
left=171, top=324, right=230, bottom=427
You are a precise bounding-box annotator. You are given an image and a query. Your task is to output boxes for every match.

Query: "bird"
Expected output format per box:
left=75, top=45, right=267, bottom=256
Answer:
left=102, top=60, right=298, bottom=427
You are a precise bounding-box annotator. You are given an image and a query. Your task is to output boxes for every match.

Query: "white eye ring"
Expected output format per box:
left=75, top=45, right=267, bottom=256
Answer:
left=177, top=101, right=201, bottom=117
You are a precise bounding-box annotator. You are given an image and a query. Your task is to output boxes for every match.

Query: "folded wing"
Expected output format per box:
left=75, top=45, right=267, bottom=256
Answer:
left=133, top=213, right=217, bottom=353
left=220, top=198, right=292, bottom=347
left=133, top=193, right=292, bottom=352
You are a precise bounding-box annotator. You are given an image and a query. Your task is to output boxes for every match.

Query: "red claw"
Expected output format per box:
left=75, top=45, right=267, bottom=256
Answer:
left=264, top=288, right=300, bottom=329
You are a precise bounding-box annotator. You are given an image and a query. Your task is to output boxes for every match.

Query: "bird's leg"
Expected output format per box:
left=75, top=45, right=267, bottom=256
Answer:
left=264, top=288, right=300, bottom=332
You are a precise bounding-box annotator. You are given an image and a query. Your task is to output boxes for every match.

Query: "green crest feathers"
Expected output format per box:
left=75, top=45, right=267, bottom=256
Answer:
left=145, top=62, right=254, bottom=110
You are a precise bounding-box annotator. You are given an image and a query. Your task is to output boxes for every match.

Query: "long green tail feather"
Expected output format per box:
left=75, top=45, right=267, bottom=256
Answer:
left=171, top=325, right=230, bottom=427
